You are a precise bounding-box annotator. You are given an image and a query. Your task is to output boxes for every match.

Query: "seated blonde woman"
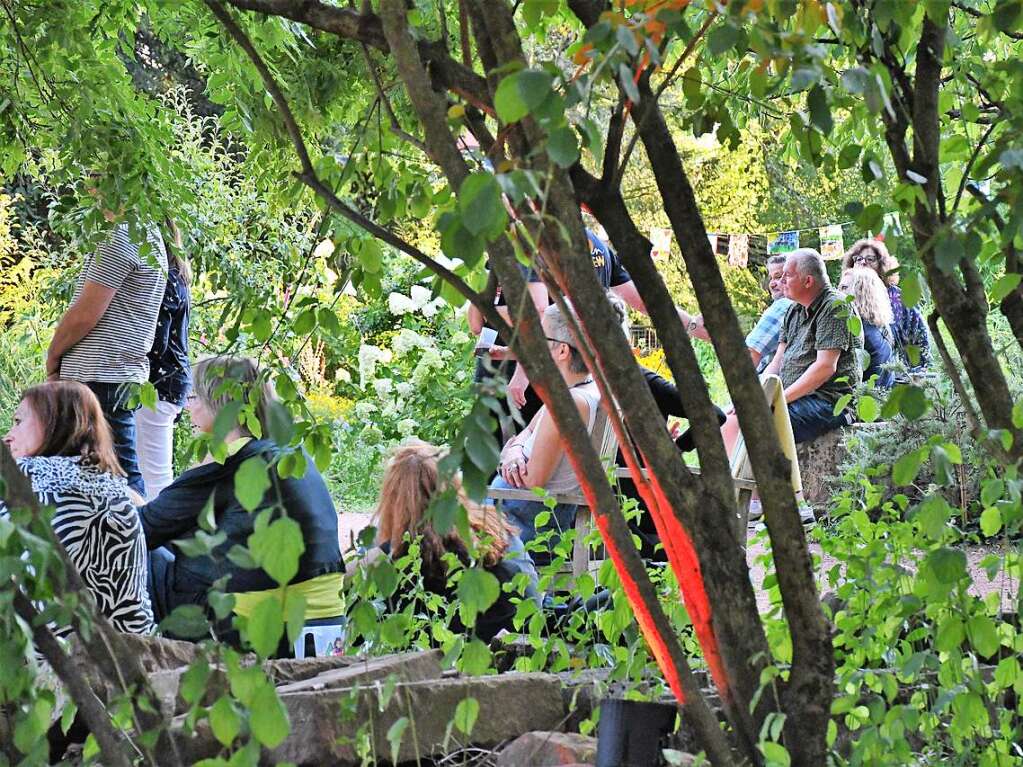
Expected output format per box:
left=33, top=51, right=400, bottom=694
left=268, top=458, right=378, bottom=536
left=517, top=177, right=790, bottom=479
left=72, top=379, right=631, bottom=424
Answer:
left=140, top=356, right=343, bottom=645
left=367, top=442, right=538, bottom=641
left=838, top=267, right=895, bottom=389
left=489, top=299, right=622, bottom=551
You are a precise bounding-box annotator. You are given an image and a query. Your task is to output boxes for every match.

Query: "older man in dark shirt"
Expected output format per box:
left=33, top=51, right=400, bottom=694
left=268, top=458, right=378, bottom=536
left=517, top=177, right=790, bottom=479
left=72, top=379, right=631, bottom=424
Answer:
left=765, top=248, right=863, bottom=443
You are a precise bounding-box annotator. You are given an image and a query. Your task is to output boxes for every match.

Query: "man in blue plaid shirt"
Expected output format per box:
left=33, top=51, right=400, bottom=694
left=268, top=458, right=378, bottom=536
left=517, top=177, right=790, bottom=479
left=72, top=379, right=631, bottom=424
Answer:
left=745, top=255, right=793, bottom=372
left=683, top=254, right=792, bottom=371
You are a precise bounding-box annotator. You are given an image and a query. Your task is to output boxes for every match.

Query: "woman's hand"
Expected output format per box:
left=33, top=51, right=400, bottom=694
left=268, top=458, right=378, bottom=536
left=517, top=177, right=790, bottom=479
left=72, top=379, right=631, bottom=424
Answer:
left=499, top=443, right=529, bottom=487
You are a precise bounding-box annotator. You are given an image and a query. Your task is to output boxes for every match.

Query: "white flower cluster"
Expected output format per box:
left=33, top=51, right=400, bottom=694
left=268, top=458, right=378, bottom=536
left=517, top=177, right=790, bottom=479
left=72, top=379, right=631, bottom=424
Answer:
left=387, top=284, right=447, bottom=318
left=392, top=328, right=433, bottom=357
left=358, top=344, right=392, bottom=387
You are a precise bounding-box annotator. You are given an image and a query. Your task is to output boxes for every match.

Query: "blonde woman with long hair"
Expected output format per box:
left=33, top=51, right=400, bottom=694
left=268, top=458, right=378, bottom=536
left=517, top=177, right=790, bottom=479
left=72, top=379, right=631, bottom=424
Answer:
left=843, top=238, right=930, bottom=370
left=372, top=441, right=539, bottom=641
left=838, top=267, right=895, bottom=389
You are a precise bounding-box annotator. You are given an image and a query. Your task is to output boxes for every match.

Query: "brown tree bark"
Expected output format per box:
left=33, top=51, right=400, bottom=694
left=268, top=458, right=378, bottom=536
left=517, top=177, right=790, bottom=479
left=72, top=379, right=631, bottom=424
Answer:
left=0, top=443, right=180, bottom=767
left=863, top=13, right=1023, bottom=458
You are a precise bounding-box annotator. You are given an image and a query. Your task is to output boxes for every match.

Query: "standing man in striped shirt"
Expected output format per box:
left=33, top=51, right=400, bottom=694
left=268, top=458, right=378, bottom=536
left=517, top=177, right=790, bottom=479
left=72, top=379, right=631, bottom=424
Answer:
left=46, top=222, right=168, bottom=496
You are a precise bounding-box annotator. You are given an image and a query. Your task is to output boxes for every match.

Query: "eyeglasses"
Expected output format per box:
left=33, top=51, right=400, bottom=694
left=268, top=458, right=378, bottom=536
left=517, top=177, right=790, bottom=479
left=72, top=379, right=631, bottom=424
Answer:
left=546, top=336, right=576, bottom=350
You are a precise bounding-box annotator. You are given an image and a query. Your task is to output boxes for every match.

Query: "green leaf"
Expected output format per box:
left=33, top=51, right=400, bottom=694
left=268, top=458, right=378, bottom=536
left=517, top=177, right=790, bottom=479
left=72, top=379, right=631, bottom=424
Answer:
left=916, top=496, right=951, bottom=540
left=546, top=125, right=579, bottom=168
left=460, top=638, right=493, bottom=675
left=159, top=605, right=210, bottom=640
left=707, top=22, right=742, bottom=55
left=458, top=173, right=507, bottom=238
left=928, top=547, right=967, bottom=585
left=494, top=69, right=551, bottom=123
left=857, top=395, right=879, bottom=423
left=994, top=656, right=1020, bottom=689
left=370, top=557, right=399, bottom=598
left=249, top=683, right=289, bottom=748
left=453, top=697, right=480, bottom=736
left=618, top=63, right=640, bottom=104
left=936, top=616, right=965, bottom=652
left=457, top=568, right=500, bottom=627
left=967, top=614, right=1000, bottom=657
left=245, top=596, right=285, bottom=658
left=359, top=239, right=383, bottom=274
left=208, top=697, right=241, bottom=747
left=249, top=309, right=272, bottom=342
left=234, top=456, right=271, bottom=512
left=989, top=273, right=1022, bottom=304
left=892, top=450, right=924, bottom=486
left=900, top=271, right=923, bottom=308
left=386, top=717, right=409, bottom=764
left=837, top=144, right=861, bottom=170
left=140, top=381, right=158, bottom=411
left=1014, top=402, right=1023, bottom=429
left=293, top=308, right=317, bottom=335
left=980, top=506, right=1002, bottom=537
left=759, top=741, right=792, bottom=767
left=249, top=516, right=306, bottom=585
left=898, top=386, right=929, bottom=421
left=807, top=85, right=832, bottom=135
left=934, top=235, right=965, bottom=272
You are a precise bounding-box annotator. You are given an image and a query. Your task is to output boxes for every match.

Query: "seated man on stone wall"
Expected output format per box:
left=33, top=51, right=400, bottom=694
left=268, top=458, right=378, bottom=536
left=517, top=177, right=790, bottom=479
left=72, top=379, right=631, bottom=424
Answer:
left=764, top=248, right=863, bottom=444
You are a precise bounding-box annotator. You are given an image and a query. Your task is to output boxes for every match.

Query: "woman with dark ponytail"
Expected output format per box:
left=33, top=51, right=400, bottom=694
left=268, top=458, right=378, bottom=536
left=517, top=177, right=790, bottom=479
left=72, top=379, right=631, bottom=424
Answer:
left=134, top=218, right=192, bottom=499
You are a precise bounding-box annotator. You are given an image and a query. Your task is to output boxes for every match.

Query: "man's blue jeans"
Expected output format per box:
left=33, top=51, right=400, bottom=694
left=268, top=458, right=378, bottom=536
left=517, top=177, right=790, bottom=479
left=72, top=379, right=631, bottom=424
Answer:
left=488, top=476, right=577, bottom=564
left=86, top=381, right=145, bottom=497
left=787, top=393, right=850, bottom=444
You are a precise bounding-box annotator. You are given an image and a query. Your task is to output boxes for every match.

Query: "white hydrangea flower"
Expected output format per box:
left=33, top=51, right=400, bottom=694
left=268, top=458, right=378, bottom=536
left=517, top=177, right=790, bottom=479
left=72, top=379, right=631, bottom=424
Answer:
left=354, top=401, right=377, bottom=420
left=388, top=292, right=416, bottom=315
left=450, top=330, right=471, bottom=346
left=409, top=284, right=432, bottom=307
left=421, top=296, right=448, bottom=318
left=313, top=238, right=336, bottom=259
left=395, top=382, right=414, bottom=398
left=372, top=377, right=393, bottom=398
left=358, top=344, right=390, bottom=387
left=397, top=418, right=418, bottom=436
left=392, top=328, right=431, bottom=356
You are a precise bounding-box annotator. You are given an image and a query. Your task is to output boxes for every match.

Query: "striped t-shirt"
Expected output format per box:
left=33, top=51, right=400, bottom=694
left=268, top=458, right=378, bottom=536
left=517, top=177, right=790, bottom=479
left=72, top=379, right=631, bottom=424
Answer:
left=60, top=223, right=168, bottom=384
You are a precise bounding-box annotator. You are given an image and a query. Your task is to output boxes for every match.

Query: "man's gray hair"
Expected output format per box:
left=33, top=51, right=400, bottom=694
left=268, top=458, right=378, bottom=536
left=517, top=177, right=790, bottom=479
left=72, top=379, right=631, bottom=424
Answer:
left=787, top=248, right=830, bottom=288
left=766, top=254, right=787, bottom=269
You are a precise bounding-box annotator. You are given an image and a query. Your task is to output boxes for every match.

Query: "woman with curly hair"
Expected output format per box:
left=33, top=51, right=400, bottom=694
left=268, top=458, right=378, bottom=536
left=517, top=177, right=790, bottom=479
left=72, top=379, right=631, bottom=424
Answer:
left=842, top=238, right=930, bottom=371
left=838, top=267, right=896, bottom=389
left=371, top=441, right=538, bottom=641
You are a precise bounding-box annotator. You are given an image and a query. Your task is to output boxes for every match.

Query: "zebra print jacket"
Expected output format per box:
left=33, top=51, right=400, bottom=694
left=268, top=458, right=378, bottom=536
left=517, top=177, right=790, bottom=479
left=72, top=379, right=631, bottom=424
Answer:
left=1, top=455, right=154, bottom=636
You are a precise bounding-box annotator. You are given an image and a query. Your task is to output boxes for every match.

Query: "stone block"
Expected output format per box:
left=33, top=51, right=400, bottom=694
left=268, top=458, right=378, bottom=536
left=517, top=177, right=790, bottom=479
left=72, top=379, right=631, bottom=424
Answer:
left=271, top=672, right=566, bottom=765
left=274, top=649, right=442, bottom=694
left=115, top=632, right=199, bottom=673
left=496, top=731, right=597, bottom=766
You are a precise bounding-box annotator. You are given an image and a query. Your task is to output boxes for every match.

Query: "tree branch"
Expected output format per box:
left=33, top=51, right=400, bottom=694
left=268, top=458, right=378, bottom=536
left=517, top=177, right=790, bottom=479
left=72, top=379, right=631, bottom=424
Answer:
left=204, top=0, right=512, bottom=338
left=220, top=0, right=493, bottom=110
left=11, top=594, right=136, bottom=767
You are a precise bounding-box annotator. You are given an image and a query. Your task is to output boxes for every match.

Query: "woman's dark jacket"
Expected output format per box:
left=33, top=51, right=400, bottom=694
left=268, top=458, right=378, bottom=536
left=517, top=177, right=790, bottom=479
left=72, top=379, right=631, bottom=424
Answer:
left=862, top=322, right=895, bottom=389
left=147, top=263, right=192, bottom=406
left=140, top=439, right=342, bottom=593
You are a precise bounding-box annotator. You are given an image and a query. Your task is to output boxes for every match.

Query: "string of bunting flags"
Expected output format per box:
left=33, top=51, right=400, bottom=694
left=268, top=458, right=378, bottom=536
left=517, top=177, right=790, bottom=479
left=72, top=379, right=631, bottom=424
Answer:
left=648, top=212, right=904, bottom=268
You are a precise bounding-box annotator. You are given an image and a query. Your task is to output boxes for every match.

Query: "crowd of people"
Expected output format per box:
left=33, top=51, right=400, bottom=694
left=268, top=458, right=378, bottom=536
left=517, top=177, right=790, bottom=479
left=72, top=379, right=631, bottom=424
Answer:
left=1, top=213, right=929, bottom=658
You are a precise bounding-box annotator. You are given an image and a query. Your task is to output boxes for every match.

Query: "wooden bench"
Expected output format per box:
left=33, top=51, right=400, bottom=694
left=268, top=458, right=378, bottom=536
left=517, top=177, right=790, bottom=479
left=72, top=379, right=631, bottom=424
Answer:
left=489, top=374, right=801, bottom=581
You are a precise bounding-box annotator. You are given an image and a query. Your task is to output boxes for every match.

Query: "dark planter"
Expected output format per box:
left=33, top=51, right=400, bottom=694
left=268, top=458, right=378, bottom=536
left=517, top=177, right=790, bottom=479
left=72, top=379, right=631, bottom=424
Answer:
left=596, top=698, right=678, bottom=767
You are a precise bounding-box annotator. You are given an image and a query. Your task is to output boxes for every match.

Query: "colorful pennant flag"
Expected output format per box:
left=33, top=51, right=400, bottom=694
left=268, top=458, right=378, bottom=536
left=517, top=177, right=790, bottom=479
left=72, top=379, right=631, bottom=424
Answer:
left=767, top=230, right=799, bottom=255
left=819, top=224, right=845, bottom=260
left=650, top=227, right=672, bottom=258
left=727, top=234, right=749, bottom=267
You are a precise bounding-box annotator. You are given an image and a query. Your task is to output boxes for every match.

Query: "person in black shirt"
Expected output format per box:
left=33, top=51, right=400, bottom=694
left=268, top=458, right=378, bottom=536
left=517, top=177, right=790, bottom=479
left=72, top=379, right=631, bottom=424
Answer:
left=135, top=221, right=192, bottom=499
